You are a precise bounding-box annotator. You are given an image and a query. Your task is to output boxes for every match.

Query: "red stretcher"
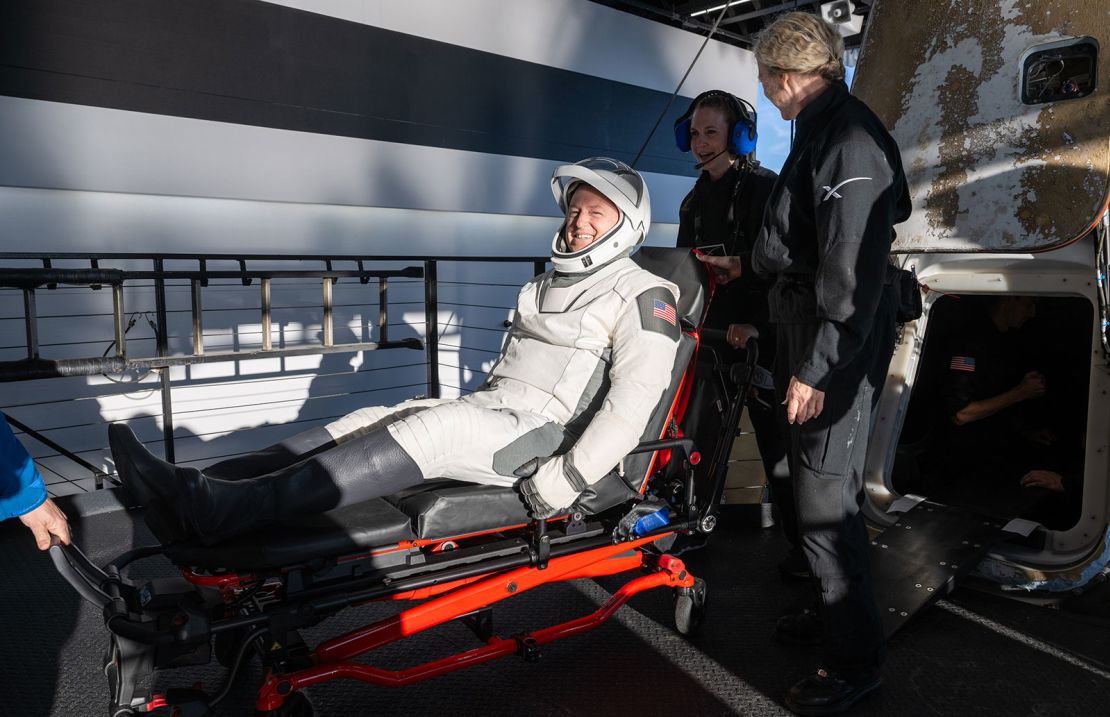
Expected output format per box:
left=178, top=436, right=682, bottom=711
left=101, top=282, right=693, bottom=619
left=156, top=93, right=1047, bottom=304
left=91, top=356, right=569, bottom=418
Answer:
left=50, top=247, right=759, bottom=717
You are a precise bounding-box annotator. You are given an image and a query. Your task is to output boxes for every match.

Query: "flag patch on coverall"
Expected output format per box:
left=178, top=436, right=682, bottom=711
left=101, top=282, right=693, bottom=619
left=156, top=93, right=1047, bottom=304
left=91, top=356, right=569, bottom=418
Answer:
left=637, top=288, right=680, bottom=341
left=653, top=299, right=677, bottom=325
left=949, top=356, right=976, bottom=372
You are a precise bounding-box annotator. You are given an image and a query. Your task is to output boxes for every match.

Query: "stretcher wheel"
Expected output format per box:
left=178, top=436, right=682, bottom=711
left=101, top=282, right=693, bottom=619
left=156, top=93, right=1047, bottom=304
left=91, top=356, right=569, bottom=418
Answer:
left=255, top=691, right=314, bottom=717
left=674, top=578, right=708, bottom=637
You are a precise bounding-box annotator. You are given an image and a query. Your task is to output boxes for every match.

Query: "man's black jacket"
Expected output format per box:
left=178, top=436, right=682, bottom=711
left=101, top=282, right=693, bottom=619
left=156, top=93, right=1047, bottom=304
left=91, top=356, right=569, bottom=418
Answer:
left=752, top=80, right=911, bottom=389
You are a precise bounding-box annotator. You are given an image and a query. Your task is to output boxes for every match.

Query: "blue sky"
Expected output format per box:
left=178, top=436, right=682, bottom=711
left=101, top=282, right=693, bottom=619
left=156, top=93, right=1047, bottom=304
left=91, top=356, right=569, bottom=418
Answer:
left=755, top=65, right=854, bottom=173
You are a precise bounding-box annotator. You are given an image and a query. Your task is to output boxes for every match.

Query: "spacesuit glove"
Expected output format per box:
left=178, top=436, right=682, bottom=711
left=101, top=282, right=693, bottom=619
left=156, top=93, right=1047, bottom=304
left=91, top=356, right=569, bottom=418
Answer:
left=519, top=456, right=584, bottom=519
left=612, top=496, right=670, bottom=542
left=519, top=477, right=563, bottom=519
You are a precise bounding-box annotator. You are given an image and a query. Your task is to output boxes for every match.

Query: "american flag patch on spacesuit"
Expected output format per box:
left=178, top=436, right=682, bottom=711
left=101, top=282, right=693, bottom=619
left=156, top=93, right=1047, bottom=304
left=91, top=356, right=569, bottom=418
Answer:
left=637, top=289, right=680, bottom=340
left=652, top=299, right=677, bottom=326
left=949, top=356, right=976, bottom=372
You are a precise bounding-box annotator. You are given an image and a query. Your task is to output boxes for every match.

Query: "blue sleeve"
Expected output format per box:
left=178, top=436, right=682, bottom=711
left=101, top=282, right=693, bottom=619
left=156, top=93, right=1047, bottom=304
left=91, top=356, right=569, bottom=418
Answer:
left=0, top=413, right=48, bottom=520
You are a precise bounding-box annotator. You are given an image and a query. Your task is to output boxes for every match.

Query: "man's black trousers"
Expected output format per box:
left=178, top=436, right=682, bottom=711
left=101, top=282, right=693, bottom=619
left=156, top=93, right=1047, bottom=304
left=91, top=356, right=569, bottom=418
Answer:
left=773, top=299, right=896, bottom=674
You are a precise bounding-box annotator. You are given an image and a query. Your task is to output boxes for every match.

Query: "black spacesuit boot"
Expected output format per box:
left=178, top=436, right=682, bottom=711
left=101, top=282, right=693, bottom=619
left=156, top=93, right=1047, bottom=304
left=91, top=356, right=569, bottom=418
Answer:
left=110, top=423, right=193, bottom=543
left=202, top=426, right=338, bottom=480
left=109, top=423, right=423, bottom=546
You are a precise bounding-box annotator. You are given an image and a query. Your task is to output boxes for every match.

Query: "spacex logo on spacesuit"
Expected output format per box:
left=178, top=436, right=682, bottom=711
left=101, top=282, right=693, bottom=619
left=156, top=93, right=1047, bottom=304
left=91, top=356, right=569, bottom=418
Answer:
left=821, top=176, right=871, bottom=201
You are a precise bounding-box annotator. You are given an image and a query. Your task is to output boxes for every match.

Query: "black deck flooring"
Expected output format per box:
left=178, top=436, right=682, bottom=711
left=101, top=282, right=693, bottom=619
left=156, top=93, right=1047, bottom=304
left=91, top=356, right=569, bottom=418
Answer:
left=2, top=503, right=1108, bottom=716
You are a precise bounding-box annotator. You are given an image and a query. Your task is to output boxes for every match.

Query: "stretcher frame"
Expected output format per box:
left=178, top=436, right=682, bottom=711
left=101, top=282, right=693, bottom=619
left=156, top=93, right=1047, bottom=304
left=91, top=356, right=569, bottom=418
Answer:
left=51, top=274, right=758, bottom=717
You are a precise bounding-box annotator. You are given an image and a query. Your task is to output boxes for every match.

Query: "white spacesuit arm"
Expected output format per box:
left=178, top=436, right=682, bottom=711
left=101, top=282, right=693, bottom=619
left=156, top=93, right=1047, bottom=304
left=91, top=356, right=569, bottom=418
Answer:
left=527, top=285, right=681, bottom=510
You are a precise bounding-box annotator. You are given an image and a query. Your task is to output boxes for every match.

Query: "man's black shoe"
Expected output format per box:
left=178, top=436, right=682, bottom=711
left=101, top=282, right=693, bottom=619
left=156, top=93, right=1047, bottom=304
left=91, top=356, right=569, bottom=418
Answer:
left=778, top=549, right=812, bottom=581
left=785, top=668, right=881, bottom=715
left=774, top=607, right=823, bottom=646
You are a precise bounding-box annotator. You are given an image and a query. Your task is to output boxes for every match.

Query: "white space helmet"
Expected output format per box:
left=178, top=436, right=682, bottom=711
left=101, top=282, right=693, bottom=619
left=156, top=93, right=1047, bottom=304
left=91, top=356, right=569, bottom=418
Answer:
left=550, top=157, right=651, bottom=274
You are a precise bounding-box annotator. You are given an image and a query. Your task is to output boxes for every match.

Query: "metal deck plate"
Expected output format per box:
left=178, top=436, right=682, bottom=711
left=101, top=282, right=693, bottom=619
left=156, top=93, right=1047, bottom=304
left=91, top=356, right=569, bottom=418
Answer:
left=872, top=500, right=1006, bottom=636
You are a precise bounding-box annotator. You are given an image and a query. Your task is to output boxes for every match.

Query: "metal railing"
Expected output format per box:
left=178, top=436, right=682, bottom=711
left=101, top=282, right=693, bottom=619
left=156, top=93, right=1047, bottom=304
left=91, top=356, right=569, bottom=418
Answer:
left=1, top=252, right=548, bottom=490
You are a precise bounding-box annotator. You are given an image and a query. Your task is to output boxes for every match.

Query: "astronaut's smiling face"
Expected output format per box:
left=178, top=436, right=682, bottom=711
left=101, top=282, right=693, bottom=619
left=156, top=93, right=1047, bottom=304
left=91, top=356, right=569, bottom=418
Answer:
left=565, top=184, right=621, bottom=252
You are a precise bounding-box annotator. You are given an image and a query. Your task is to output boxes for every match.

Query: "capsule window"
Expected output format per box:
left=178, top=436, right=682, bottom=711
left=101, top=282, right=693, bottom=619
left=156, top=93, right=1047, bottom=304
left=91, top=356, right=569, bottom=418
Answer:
left=1021, top=37, right=1098, bottom=105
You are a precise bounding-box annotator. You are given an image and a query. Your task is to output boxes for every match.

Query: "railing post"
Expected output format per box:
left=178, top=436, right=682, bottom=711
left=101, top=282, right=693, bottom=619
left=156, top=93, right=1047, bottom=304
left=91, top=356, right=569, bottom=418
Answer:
left=190, top=280, right=204, bottom=355
left=153, top=258, right=176, bottom=463
left=112, top=284, right=126, bottom=358
left=322, top=276, right=334, bottom=347
left=378, top=276, right=389, bottom=344
left=424, top=260, right=440, bottom=399
left=261, top=278, right=272, bottom=351
left=22, top=288, right=38, bottom=359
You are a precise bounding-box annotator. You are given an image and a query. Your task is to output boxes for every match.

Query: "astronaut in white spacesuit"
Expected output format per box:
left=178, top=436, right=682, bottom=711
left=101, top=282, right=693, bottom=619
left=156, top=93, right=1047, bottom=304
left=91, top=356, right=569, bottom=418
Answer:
left=113, top=157, right=682, bottom=546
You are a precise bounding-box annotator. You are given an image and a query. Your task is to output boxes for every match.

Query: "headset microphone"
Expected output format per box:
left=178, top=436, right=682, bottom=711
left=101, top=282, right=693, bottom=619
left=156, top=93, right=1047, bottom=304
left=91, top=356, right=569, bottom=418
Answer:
left=693, top=149, right=728, bottom=170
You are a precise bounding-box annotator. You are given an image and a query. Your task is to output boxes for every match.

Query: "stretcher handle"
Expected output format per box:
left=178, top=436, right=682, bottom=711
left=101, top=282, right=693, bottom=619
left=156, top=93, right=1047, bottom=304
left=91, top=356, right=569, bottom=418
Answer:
left=699, top=327, right=728, bottom=346
left=628, top=437, right=699, bottom=462
left=49, top=541, right=112, bottom=609
left=630, top=437, right=700, bottom=519
left=698, top=330, right=760, bottom=367
left=729, top=338, right=760, bottom=385
left=49, top=542, right=180, bottom=645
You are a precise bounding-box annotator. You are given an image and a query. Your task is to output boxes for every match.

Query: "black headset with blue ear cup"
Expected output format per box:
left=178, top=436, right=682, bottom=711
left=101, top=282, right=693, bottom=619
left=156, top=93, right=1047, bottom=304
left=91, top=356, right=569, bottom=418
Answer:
left=673, top=90, right=758, bottom=156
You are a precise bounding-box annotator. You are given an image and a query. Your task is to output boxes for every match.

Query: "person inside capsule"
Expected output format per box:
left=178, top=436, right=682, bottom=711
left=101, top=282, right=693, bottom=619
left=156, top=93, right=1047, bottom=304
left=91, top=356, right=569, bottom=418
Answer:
left=937, top=295, right=1082, bottom=527
left=113, top=157, right=683, bottom=546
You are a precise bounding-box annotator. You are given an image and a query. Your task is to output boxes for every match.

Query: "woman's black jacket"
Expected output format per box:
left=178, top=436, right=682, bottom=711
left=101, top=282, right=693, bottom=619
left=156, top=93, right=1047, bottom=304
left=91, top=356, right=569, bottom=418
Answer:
left=676, top=161, right=778, bottom=336
left=752, top=80, right=911, bottom=390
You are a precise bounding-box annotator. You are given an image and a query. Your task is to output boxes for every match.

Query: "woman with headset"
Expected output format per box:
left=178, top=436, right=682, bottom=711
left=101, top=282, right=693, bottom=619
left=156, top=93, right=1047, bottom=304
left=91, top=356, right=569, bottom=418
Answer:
left=672, top=90, right=802, bottom=571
